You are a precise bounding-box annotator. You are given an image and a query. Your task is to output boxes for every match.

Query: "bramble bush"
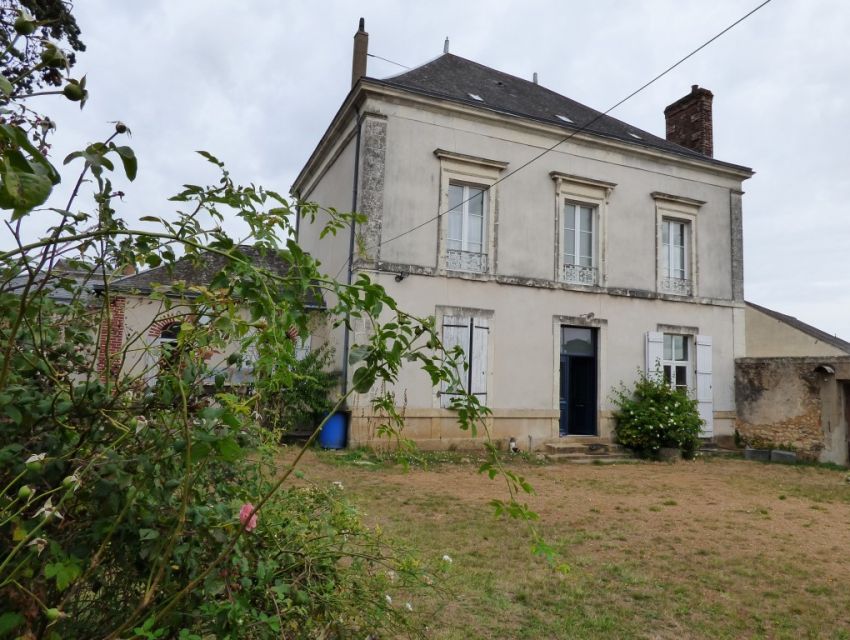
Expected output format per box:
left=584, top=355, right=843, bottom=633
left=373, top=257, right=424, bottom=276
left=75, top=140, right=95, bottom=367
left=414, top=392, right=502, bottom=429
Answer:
left=611, top=368, right=703, bottom=458
left=0, top=4, right=544, bottom=638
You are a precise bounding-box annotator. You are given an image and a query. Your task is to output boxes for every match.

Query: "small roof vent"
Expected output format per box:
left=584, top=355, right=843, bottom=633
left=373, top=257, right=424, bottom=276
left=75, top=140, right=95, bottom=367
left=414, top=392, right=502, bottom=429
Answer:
left=628, top=132, right=642, bottom=140
left=468, top=93, right=483, bottom=101
left=556, top=114, right=573, bottom=123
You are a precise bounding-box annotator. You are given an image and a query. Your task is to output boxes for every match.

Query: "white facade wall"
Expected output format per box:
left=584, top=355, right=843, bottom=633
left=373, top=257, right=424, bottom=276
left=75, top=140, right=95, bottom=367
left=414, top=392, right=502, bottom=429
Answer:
left=294, top=86, right=750, bottom=449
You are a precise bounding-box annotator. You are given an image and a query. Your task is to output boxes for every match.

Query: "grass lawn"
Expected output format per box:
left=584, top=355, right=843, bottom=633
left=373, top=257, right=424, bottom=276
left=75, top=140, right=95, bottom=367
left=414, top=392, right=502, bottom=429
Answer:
left=292, top=450, right=850, bottom=639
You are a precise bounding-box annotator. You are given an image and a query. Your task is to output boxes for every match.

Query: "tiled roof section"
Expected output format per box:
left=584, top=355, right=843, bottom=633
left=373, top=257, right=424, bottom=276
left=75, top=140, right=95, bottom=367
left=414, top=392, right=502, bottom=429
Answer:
left=747, top=301, right=850, bottom=354
left=373, top=54, right=751, bottom=172
left=110, top=245, right=325, bottom=308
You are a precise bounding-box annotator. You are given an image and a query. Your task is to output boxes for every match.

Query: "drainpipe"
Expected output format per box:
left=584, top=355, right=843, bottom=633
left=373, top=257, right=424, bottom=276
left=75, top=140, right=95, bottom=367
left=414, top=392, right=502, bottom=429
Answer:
left=340, top=109, right=363, bottom=396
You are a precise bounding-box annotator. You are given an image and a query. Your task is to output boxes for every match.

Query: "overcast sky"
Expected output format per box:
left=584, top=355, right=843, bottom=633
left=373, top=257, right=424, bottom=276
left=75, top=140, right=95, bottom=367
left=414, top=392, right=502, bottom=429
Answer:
left=12, top=0, right=850, bottom=339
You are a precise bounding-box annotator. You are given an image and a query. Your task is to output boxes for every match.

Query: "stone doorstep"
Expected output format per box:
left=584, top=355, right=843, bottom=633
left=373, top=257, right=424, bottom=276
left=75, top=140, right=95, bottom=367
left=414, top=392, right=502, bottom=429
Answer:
left=544, top=453, right=637, bottom=465
left=542, top=438, right=633, bottom=463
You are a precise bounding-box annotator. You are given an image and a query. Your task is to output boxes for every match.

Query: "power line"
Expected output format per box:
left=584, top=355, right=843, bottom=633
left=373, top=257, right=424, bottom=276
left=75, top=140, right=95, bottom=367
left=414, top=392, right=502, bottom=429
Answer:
left=337, top=0, right=773, bottom=278
left=367, top=53, right=411, bottom=70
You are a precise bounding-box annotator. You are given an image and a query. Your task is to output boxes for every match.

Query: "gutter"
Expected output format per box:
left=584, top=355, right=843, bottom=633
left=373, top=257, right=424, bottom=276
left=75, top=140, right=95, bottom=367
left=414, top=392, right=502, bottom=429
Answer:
left=340, top=108, right=363, bottom=396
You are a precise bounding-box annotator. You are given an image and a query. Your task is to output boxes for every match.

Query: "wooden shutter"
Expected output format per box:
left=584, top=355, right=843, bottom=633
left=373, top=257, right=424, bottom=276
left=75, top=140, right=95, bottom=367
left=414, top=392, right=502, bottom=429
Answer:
left=645, top=332, right=664, bottom=379
left=695, top=335, right=713, bottom=437
left=470, top=317, right=489, bottom=403
left=441, top=316, right=471, bottom=408
left=295, top=335, right=312, bottom=361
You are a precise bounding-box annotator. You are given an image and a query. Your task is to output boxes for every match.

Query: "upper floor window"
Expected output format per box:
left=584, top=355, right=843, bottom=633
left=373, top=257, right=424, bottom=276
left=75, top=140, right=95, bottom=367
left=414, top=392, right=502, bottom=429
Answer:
left=661, top=218, right=691, bottom=295
left=435, top=149, right=507, bottom=277
left=447, top=183, right=487, bottom=273
left=550, top=172, right=615, bottom=287
left=652, top=192, right=703, bottom=297
left=562, top=201, right=597, bottom=285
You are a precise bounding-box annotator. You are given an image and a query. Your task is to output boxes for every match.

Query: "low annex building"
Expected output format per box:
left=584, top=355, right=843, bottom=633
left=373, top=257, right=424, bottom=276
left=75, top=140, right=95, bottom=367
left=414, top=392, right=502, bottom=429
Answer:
left=736, top=302, right=850, bottom=464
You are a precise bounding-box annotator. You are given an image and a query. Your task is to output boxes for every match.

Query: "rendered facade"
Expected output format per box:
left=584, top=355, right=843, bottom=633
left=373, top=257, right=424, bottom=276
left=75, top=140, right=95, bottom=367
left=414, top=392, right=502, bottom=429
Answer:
left=293, top=22, right=754, bottom=449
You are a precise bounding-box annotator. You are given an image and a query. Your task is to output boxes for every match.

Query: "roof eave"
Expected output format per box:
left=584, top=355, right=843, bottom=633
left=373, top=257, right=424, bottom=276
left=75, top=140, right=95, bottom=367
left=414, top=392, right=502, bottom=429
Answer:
left=366, top=79, right=754, bottom=179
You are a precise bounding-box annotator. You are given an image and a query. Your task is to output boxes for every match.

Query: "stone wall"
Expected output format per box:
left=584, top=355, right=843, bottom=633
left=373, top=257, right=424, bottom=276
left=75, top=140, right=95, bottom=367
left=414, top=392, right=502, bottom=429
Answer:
left=735, top=357, right=849, bottom=463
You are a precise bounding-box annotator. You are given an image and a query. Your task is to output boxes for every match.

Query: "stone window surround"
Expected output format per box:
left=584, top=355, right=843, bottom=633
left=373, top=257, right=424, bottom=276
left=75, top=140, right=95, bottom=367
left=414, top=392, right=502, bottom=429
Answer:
left=652, top=192, right=704, bottom=297
left=434, top=149, right=507, bottom=276
left=435, top=305, right=495, bottom=410
left=550, top=172, right=616, bottom=288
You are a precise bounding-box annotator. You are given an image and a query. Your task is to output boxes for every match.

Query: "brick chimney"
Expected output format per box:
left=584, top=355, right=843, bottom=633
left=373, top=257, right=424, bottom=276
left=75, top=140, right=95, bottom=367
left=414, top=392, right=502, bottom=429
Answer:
left=664, top=85, right=714, bottom=157
left=351, top=18, right=368, bottom=88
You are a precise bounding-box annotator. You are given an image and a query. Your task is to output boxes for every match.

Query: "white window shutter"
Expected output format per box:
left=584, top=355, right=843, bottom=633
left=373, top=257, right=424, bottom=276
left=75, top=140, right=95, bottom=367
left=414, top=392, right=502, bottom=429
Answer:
left=295, top=335, right=312, bottom=361
left=470, top=317, right=489, bottom=403
left=441, top=317, right=471, bottom=408
left=695, top=334, right=713, bottom=437
left=645, top=332, right=664, bottom=379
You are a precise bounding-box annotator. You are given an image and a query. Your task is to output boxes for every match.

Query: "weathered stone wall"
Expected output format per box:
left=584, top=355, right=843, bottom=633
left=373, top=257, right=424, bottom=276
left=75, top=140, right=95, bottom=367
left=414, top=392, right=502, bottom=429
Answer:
left=735, top=357, right=849, bottom=463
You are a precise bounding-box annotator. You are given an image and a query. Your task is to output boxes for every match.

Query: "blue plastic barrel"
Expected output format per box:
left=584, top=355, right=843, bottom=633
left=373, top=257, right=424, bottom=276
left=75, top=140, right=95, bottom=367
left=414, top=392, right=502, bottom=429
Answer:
left=319, top=412, right=347, bottom=449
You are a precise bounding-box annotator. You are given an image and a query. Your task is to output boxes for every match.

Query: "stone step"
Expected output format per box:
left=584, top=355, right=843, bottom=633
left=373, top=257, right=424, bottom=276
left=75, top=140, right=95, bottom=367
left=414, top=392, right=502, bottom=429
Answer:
left=544, top=442, right=629, bottom=455
left=544, top=453, right=637, bottom=464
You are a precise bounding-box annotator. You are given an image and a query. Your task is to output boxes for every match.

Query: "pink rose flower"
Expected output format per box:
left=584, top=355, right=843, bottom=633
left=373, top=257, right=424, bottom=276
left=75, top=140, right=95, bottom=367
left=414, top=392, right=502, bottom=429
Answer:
left=239, top=503, right=258, bottom=532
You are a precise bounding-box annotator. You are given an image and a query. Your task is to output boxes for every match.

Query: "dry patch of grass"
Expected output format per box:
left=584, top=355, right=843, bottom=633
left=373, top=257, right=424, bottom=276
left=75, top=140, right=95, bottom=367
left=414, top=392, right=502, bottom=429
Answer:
left=291, top=451, right=850, bottom=639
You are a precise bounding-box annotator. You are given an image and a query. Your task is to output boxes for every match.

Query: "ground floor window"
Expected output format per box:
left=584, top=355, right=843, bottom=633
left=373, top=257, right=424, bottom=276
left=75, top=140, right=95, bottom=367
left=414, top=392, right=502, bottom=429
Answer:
left=440, top=314, right=489, bottom=407
left=662, top=333, right=690, bottom=392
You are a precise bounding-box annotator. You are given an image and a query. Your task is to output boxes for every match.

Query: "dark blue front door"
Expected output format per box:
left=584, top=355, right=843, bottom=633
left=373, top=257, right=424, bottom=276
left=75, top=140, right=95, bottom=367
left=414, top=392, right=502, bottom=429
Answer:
left=559, top=327, right=597, bottom=436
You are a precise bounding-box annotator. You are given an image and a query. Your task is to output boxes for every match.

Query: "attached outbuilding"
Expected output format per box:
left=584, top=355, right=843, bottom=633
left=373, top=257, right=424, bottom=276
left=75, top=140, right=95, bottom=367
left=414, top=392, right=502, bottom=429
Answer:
left=736, top=302, right=850, bottom=464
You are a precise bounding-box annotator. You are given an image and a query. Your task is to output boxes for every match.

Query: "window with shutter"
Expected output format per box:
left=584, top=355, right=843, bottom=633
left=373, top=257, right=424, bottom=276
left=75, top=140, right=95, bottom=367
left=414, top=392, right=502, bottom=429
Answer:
left=441, top=315, right=489, bottom=408
left=646, top=331, right=713, bottom=437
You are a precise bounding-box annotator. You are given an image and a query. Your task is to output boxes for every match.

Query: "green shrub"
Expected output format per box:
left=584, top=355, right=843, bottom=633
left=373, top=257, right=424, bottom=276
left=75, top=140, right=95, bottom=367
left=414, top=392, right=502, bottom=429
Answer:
left=612, top=369, right=703, bottom=458
left=259, top=344, right=338, bottom=434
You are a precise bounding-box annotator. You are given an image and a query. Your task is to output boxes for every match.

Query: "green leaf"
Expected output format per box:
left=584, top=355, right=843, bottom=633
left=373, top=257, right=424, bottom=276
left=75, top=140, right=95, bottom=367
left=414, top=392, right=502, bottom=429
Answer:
left=199, top=406, right=225, bottom=421
left=113, top=145, right=137, bottom=181
left=0, top=76, right=12, bottom=97
left=215, top=437, right=242, bottom=462
left=348, top=344, right=369, bottom=365
left=44, top=559, right=81, bottom=591
left=0, top=169, right=53, bottom=214
left=189, top=441, right=211, bottom=464
left=138, top=528, right=159, bottom=542
left=351, top=366, right=376, bottom=393
left=3, top=405, right=22, bottom=425
left=0, top=611, right=23, bottom=636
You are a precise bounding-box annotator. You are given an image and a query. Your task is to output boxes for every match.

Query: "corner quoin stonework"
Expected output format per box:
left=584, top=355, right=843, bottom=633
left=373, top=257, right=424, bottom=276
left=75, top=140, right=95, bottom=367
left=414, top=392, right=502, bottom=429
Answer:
left=355, top=114, right=387, bottom=267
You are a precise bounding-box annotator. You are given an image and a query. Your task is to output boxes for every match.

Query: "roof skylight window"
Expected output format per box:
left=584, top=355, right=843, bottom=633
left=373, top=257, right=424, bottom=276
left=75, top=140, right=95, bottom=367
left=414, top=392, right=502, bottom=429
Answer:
left=628, top=132, right=642, bottom=140
left=556, top=114, right=574, bottom=123
left=468, top=93, right=483, bottom=101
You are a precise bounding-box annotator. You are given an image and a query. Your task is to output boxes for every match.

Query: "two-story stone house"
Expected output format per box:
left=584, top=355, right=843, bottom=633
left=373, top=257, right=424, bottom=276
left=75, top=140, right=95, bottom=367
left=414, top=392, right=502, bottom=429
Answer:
left=292, top=20, right=753, bottom=449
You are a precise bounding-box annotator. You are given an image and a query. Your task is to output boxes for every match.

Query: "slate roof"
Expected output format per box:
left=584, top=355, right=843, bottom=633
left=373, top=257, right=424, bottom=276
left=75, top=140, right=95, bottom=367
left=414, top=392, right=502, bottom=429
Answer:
left=108, top=245, right=325, bottom=308
left=747, top=301, right=850, bottom=355
left=371, top=53, right=751, bottom=173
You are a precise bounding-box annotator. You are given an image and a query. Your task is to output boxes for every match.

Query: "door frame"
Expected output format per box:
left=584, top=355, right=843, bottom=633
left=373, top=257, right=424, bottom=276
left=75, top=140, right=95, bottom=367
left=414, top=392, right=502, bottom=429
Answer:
left=555, top=322, right=601, bottom=437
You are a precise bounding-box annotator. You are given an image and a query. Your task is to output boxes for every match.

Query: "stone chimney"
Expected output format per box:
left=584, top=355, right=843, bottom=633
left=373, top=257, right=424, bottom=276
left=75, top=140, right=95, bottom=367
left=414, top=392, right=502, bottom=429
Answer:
left=351, top=18, right=368, bottom=88
left=664, top=85, right=714, bottom=157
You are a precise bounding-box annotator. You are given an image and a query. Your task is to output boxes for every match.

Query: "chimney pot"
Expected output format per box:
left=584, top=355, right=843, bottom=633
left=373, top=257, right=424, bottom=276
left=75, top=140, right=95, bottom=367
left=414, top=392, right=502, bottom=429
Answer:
left=444, top=37, right=449, bottom=54
left=664, top=85, right=714, bottom=157
left=533, top=71, right=538, bottom=84
left=351, top=18, right=368, bottom=88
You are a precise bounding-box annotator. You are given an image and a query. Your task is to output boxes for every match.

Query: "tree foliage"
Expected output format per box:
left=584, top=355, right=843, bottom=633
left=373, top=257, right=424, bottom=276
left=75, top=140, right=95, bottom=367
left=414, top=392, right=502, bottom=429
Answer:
left=0, top=6, right=544, bottom=638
